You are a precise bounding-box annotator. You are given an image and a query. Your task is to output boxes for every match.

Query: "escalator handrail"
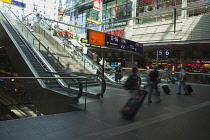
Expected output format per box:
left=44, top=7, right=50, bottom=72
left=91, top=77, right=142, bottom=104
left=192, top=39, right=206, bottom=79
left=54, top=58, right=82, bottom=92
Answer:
left=0, top=12, right=83, bottom=100
left=0, top=9, right=78, bottom=97
left=4, top=7, right=65, bottom=71
left=41, top=18, right=115, bottom=80
left=46, top=72, right=86, bottom=100
left=59, top=71, right=106, bottom=97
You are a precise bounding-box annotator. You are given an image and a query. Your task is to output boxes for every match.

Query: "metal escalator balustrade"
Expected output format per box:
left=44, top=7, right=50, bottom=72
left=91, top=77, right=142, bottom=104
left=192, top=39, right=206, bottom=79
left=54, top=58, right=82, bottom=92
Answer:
left=37, top=18, right=116, bottom=84
left=0, top=7, right=83, bottom=100
left=26, top=17, right=109, bottom=97
left=9, top=6, right=106, bottom=96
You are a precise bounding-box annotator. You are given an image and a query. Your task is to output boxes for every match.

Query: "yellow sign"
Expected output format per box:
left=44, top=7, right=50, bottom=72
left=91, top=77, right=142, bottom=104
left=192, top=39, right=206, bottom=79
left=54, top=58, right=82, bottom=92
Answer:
left=87, top=18, right=100, bottom=24
left=87, top=29, right=105, bottom=46
left=1, top=0, right=12, bottom=3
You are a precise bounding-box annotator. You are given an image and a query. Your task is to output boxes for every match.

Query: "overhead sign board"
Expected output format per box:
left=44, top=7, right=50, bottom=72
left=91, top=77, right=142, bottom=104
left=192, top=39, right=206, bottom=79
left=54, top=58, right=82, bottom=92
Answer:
left=105, top=34, right=143, bottom=54
left=87, top=29, right=143, bottom=54
left=158, top=50, right=172, bottom=57
left=105, top=34, right=121, bottom=49
left=87, top=29, right=105, bottom=46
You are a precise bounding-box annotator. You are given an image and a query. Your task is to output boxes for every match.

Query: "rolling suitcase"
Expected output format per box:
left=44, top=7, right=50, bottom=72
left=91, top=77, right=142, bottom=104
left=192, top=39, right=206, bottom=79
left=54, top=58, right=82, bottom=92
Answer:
left=186, top=85, right=193, bottom=94
left=121, top=90, right=147, bottom=117
left=162, top=85, right=170, bottom=95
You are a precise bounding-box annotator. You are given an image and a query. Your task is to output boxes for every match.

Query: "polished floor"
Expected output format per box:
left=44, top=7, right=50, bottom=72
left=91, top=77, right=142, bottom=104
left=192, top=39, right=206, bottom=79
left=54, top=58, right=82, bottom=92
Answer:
left=0, top=82, right=210, bottom=140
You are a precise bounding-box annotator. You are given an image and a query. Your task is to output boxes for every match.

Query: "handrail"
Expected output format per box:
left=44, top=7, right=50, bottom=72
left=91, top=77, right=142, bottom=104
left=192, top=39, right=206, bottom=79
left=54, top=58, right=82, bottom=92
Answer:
left=4, top=7, right=65, bottom=71
left=0, top=9, right=71, bottom=93
left=0, top=76, right=86, bottom=102
left=1, top=11, right=86, bottom=100
left=70, top=72, right=106, bottom=97
left=39, top=18, right=116, bottom=79
left=5, top=11, right=107, bottom=97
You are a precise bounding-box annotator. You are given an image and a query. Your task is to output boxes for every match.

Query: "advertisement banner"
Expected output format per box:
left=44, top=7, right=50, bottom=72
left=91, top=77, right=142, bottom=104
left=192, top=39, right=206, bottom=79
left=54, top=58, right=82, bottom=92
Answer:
left=93, top=0, right=100, bottom=11
left=58, top=7, right=64, bottom=21
left=1, top=0, right=12, bottom=4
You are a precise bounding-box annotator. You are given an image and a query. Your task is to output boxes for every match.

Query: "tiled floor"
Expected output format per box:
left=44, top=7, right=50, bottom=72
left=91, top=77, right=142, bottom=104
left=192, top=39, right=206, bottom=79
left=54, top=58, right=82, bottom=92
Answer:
left=0, top=83, right=210, bottom=140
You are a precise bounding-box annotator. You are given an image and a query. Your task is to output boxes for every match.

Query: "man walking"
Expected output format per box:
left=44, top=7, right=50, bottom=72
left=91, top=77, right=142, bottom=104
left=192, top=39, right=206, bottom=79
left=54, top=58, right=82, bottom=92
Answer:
left=177, top=66, right=189, bottom=95
left=147, top=65, right=162, bottom=103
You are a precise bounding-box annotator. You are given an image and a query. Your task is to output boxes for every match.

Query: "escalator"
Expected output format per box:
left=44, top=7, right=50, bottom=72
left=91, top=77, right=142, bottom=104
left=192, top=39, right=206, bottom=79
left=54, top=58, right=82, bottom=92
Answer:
left=35, top=17, right=116, bottom=83
left=0, top=7, right=84, bottom=115
left=19, top=12, right=108, bottom=97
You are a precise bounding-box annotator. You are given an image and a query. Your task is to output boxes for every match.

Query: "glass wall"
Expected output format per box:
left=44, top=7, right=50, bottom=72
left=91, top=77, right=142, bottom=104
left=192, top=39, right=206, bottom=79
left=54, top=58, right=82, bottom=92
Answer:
left=0, top=0, right=59, bottom=20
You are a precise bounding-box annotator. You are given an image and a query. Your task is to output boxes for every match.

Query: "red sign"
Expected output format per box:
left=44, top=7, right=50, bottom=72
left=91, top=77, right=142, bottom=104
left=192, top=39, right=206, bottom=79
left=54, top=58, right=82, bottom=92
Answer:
left=58, top=31, right=73, bottom=38
left=93, top=0, right=100, bottom=11
left=105, top=29, right=125, bottom=38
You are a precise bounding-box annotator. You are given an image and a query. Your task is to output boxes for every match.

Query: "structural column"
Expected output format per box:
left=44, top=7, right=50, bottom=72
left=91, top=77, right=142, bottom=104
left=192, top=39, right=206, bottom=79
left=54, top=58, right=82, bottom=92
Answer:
left=126, top=54, right=134, bottom=68
left=98, top=0, right=103, bottom=31
left=129, top=0, right=137, bottom=26
left=181, top=0, right=187, bottom=18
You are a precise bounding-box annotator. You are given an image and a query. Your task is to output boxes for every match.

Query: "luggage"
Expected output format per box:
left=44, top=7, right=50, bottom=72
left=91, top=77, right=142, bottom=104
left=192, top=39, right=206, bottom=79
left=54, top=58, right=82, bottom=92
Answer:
left=171, top=77, right=178, bottom=83
left=121, top=90, right=147, bottom=117
left=186, top=85, right=193, bottom=94
left=162, top=85, right=170, bottom=94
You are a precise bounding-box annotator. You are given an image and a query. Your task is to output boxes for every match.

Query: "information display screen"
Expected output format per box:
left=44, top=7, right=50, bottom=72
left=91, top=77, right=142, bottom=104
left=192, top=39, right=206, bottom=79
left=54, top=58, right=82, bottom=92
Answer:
left=87, top=29, right=106, bottom=46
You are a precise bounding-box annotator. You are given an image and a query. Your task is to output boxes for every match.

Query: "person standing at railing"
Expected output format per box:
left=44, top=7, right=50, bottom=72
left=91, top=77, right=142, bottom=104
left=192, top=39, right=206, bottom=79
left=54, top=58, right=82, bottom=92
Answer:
left=63, top=63, right=73, bottom=95
left=63, top=32, right=69, bottom=47
left=82, top=46, right=88, bottom=63
left=114, top=64, right=123, bottom=84
left=30, top=21, right=34, bottom=32
left=92, top=52, right=99, bottom=69
left=177, top=66, right=189, bottom=95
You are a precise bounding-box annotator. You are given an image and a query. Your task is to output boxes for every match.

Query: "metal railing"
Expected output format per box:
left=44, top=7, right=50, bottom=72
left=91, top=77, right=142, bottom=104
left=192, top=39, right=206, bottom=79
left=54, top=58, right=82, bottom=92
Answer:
left=0, top=77, right=87, bottom=117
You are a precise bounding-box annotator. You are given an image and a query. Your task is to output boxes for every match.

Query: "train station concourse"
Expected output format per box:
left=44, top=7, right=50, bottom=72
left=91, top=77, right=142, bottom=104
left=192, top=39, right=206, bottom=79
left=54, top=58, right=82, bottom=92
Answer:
left=0, top=0, right=210, bottom=139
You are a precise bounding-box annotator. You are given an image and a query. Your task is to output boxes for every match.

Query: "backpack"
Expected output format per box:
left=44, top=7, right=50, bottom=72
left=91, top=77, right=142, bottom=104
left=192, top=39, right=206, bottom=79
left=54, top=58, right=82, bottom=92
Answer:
left=149, top=70, right=160, bottom=83
left=124, top=74, right=141, bottom=90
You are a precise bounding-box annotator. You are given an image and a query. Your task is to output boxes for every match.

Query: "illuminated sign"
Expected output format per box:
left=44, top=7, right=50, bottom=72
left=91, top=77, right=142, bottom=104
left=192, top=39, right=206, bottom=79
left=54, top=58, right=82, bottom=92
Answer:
left=81, top=38, right=88, bottom=43
left=87, top=29, right=143, bottom=53
left=87, top=29, right=106, bottom=46
left=1, top=0, right=12, bottom=4
left=158, top=50, right=172, bottom=57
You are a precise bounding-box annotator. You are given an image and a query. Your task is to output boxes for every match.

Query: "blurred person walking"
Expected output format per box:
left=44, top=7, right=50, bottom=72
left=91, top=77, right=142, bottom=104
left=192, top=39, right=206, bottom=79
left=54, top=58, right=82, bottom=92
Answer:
left=147, top=65, right=162, bottom=103
left=124, top=67, right=141, bottom=98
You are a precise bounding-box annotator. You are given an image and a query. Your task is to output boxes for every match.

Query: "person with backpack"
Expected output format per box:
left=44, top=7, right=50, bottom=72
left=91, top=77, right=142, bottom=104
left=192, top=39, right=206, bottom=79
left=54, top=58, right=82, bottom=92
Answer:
left=147, top=65, right=162, bottom=103
left=114, top=64, right=123, bottom=83
left=124, top=67, right=141, bottom=98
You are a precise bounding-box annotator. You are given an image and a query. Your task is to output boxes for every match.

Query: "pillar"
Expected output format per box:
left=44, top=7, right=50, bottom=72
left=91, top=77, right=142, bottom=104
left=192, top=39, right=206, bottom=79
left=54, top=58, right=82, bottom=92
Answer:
left=181, top=0, right=187, bottom=18
left=129, top=0, right=137, bottom=26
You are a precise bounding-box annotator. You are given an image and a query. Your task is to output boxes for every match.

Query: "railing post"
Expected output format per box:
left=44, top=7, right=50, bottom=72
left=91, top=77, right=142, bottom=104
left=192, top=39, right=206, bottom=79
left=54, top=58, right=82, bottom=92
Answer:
left=47, top=47, right=49, bottom=59
left=85, top=78, right=87, bottom=111
left=57, top=57, right=59, bottom=70
left=174, top=8, right=176, bottom=33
